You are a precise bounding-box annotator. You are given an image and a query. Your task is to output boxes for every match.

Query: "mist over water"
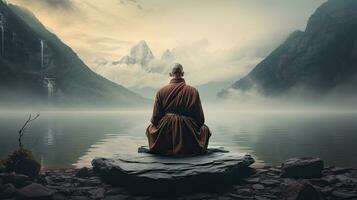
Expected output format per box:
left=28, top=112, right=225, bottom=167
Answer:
left=1, top=100, right=357, bottom=169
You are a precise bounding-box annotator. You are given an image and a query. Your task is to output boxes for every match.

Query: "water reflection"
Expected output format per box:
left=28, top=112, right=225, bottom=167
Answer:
left=74, top=135, right=146, bottom=168
left=0, top=111, right=150, bottom=168
left=0, top=111, right=357, bottom=168
left=206, top=111, right=357, bottom=167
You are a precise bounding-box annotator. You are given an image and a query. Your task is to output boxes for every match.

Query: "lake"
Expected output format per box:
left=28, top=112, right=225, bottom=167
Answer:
left=1, top=110, right=357, bottom=169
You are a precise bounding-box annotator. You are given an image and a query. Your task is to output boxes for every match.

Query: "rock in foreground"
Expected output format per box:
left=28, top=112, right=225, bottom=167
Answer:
left=1, top=157, right=356, bottom=199
left=92, top=147, right=254, bottom=195
left=281, top=157, right=324, bottom=178
left=18, top=183, right=54, bottom=199
left=281, top=179, right=323, bottom=200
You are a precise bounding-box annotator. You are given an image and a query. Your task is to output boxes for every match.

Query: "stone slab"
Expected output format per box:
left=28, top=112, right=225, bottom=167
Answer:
left=92, top=146, right=254, bottom=194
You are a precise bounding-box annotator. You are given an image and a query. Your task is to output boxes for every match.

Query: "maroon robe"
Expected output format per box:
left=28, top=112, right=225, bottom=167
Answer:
left=146, top=78, right=211, bottom=156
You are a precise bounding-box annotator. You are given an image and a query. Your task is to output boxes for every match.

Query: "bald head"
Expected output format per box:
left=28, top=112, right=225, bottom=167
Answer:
left=170, top=63, right=184, bottom=78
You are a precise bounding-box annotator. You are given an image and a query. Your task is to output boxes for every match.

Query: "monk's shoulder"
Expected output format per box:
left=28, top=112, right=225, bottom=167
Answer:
left=183, top=84, right=199, bottom=94
left=156, top=84, right=171, bottom=97
left=158, top=84, right=172, bottom=93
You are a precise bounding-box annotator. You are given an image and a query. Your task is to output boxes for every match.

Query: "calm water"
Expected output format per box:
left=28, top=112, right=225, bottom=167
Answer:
left=1, top=110, right=357, bottom=169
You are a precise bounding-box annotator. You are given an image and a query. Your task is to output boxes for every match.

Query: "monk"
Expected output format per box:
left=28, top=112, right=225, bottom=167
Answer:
left=146, top=63, right=211, bottom=156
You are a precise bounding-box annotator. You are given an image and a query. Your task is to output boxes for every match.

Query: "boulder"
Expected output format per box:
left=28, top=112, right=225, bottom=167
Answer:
left=0, top=183, right=17, bottom=199
left=281, top=157, right=324, bottom=178
left=92, top=147, right=254, bottom=195
left=0, top=173, right=30, bottom=188
left=4, top=149, right=41, bottom=178
left=17, top=183, right=54, bottom=199
left=88, top=188, right=105, bottom=199
left=14, top=158, right=41, bottom=178
left=76, top=167, right=91, bottom=178
left=281, top=180, right=323, bottom=200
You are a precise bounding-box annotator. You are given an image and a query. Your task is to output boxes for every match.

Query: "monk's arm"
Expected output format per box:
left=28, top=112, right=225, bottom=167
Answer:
left=151, top=92, right=164, bottom=126
left=194, top=91, right=205, bottom=127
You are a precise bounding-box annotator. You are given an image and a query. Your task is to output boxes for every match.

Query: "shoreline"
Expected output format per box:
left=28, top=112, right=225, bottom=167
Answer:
left=1, top=163, right=357, bottom=199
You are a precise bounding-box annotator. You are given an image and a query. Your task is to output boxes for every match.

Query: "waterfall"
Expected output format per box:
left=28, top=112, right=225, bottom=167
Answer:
left=44, top=77, right=55, bottom=99
left=47, top=79, right=54, bottom=98
left=12, top=32, right=15, bottom=43
left=0, top=24, right=3, bottom=57
left=0, top=14, right=4, bottom=57
left=40, top=40, right=55, bottom=100
left=40, top=40, right=44, bottom=68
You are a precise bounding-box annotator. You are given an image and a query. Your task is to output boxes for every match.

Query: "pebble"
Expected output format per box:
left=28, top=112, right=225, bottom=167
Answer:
left=104, top=195, right=129, bottom=200
left=330, top=167, right=352, bottom=175
left=252, top=184, right=265, bottom=190
left=17, top=183, right=54, bottom=199
left=236, top=188, right=251, bottom=195
left=106, top=187, right=129, bottom=195
left=89, top=188, right=106, bottom=199
left=52, top=192, right=67, bottom=200
left=245, top=177, right=260, bottom=183
left=322, top=175, right=338, bottom=184
left=332, top=190, right=357, bottom=199
left=229, top=193, right=253, bottom=199
left=260, top=179, right=279, bottom=186
left=71, top=196, right=91, bottom=200
left=217, top=196, right=233, bottom=200
left=255, top=196, right=270, bottom=200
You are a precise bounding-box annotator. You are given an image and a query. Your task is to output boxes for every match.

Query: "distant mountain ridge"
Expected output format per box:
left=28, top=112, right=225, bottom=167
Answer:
left=0, top=1, right=147, bottom=107
left=220, top=0, right=357, bottom=98
left=118, top=40, right=154, bottom=66
left=131, top=81, right=231, bottom=102
left=98, top=40, right=175, bottom=74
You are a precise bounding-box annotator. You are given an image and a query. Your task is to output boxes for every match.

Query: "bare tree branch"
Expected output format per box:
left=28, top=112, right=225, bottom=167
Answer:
left=18, top=113, right=40, bottom=149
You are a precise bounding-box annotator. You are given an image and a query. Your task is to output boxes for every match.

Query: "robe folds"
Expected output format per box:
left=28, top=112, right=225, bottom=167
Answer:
left=146, top=78, right=211, bottom=156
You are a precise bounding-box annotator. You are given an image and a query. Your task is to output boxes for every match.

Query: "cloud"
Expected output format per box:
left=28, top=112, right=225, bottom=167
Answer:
left=70, top=33, right=131, bottom=52
left=119, top=0, right=144, bottom=10
left=42, top=0, right=74, bottom=10
left=94, top=39, right=265, bottom=88
left=10, top=0, right=76, bottom=10
left=8, top=0, right=326, bottom=89
left=95, top=63, right=169, bottom=88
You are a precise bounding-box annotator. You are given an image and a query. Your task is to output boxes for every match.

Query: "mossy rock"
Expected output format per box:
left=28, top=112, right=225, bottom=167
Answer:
left=4, top=148, right=41, bottom=178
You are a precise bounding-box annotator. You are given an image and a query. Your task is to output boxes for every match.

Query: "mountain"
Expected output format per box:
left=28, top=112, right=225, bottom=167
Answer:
left=196, top=81, right=232, bottom=102
left=116, top=40, right=154, bottom=66
left=220, top=0, right=357, bottom=98
left=129, top=86, right=157, bottom=100
left=131, top=81, right=231, bottom=102
left=161, top=49, right=175, bottom=63
left=110, top=41, right=175, bottom=74
left=0, top=2, right=147, bottom=107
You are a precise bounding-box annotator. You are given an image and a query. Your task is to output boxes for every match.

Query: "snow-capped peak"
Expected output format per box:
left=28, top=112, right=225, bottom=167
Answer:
left=161, top=49, right=174, bottom=62
left=129, top=40, right=155, bottom=66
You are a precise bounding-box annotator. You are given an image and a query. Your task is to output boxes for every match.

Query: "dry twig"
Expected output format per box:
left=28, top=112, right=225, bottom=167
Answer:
left=18, top=113, right=40, bottom=149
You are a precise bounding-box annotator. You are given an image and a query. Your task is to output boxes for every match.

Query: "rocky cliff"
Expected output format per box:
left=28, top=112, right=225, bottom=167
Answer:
left=220, top=0, right=357, bottom=98
left=0, top=2, right=147, bottom=107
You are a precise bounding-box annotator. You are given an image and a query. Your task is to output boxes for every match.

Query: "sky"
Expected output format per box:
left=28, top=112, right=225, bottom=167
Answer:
left=8, top=0, right=326, bottom=88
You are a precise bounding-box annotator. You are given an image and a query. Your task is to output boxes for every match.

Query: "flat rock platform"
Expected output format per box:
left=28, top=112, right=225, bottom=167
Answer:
left=91, top=146, right=254, bottom=195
